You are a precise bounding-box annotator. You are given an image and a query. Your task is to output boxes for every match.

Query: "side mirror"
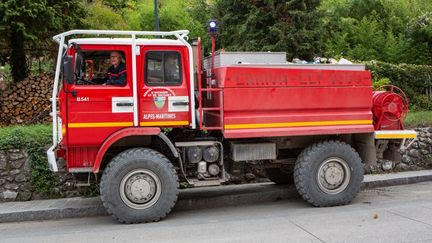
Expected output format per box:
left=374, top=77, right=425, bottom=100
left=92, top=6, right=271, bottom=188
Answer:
left=63, top=56, right=74, bottom=84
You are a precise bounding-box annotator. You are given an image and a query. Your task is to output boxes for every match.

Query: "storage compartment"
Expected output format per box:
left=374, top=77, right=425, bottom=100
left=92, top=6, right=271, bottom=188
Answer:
left=204, top=51, right=287, bottom=69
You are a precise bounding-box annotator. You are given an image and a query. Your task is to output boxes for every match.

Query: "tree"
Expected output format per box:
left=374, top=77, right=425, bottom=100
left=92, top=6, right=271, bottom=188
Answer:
left=264, top=0, right=323, bottom=60
left=102, top=0, right=129, bottom=12
left=124, top=0, right=206, bottom=36
left=84, top=0, right=130, bottom=30
left=405, top=12, right=432, bottom=64
left=321, top=0, right=432, bottom=64
left=214, top=0, right=323, bottom=61
left=0, top=0, right=86, bottom=83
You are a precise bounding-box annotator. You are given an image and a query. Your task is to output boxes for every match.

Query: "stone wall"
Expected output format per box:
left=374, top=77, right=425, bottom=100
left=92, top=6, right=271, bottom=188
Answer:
left=0, top=149, right=79, bottom=202
left=375, top=127, right=432, bottom=172
left=400, top=127, right=432, bottom=169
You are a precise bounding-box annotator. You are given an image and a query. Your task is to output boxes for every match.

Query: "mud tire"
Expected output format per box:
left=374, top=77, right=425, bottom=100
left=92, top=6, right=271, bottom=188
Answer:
left=294, top=141, right=363, bottom=207
left=100, top=148, right=178, bottom=223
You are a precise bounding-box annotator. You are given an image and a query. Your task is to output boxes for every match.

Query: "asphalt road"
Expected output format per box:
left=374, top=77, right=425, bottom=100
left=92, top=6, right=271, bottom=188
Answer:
left=1, top=182, right=432, bottom=243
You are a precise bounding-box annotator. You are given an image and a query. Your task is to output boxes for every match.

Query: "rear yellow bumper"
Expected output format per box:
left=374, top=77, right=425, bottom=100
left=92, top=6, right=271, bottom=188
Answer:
left=374, top=130, right=417, bottom=139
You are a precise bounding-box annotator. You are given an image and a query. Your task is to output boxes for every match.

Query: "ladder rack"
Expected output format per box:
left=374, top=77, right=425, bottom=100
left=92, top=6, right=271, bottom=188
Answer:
left=53, top=29, right=190, bottom=44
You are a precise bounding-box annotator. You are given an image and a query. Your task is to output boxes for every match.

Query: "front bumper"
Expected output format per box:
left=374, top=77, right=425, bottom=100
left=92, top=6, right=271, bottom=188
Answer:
left=47, top=145, right=59, bottom=172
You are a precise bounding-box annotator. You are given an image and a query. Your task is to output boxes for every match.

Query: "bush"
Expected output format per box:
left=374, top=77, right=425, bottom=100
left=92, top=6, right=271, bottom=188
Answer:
left=0, top=125, right=56, bottom=194
left=372, top=78, right=391, bottom=90
left=411, top=94, right=432, bottom=111
left=366, top=61, right=432, bottom=111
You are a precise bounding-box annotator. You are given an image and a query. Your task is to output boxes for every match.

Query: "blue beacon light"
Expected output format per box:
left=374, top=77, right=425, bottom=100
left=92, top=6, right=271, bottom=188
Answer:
left=208, top=20, right=218, bottom=34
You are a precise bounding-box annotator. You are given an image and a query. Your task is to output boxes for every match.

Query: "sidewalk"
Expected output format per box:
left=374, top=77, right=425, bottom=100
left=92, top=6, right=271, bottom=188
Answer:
left=0, top=170, right=431, bottom=223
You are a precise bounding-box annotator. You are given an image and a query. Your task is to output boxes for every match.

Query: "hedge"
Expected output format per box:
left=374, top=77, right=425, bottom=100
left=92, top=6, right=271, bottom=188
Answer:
left=366, top=61, right=432, bottom=111
left=0, top=125, right=56, bottom=194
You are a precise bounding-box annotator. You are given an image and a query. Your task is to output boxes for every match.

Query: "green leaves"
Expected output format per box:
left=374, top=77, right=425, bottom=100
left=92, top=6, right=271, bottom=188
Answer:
left=322, top=0, right=432, bottom=65
left=0, top=125, right=50, bottom=149
left=84, top=1, right=129, bottom=30
left=215, top=0, right=323, bottom=60
left=0, top=0, right=87, bottom=83
left=366, top=61, right=432, bottom=111
left=0, top=125, right=56, bottom=194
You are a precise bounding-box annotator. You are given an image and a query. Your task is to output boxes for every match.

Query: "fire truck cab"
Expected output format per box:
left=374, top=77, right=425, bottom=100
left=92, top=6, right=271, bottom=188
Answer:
left=48, top=29, right=417, bottom=223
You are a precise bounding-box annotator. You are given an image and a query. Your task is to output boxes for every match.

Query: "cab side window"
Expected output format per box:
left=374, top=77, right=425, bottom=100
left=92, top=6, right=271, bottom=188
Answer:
left=75, top=50, right=127, bottom=86
left=145, top=51, right=182, bottom=86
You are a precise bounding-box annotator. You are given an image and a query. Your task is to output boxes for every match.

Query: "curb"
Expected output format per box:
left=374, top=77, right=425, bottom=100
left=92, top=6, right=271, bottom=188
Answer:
left=0, top=197, right=107, bottom=223
left=0, top=170, right=431, bottom=223
left=361, top=170, right=432, bottom=189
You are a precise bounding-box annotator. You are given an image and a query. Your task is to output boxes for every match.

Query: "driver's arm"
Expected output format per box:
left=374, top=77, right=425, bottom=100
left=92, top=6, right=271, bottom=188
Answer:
left=107, top=70, right=126, bottom=86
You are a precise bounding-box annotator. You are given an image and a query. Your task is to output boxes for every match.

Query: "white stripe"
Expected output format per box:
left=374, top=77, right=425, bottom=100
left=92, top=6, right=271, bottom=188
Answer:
left=131, top=34, right=139, bottom=126
left=374, top=130, right=417, bottom=139
left=52, top=35, right=65, bottom=146
left=176, top=33, right=196, bottom=129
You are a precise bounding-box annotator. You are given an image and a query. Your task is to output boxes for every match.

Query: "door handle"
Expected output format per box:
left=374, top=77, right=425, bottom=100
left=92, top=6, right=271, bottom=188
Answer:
left=172, top=101, right=189, bottom=106
left=116, top=102, right=134, bottom=107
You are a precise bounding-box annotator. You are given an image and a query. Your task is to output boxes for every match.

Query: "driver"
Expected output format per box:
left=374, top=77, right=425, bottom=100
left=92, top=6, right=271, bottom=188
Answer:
left=94, top=51, right=126, bottom=86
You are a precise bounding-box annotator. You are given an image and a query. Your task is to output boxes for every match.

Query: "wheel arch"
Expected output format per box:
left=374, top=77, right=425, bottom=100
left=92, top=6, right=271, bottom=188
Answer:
left=93, top=127, right=178, bottom=173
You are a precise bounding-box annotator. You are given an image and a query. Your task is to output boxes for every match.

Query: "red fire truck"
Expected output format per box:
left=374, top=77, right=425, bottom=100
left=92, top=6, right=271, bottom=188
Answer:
left=47, top=27, right=417, bottom=223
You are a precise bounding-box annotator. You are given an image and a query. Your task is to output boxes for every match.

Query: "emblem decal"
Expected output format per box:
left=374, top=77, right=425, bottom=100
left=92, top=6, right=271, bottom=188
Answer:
left=153, top=96, right=166, bottom=109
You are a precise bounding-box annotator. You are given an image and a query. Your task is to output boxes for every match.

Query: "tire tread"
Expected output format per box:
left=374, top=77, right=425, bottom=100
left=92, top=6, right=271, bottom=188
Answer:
left=100, top=148, right=179, bottom=224
left=294, top=140, right=364, bottom=207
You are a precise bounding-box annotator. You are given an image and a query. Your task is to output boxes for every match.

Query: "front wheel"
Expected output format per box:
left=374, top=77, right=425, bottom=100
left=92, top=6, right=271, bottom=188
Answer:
left=100, top=148, right=179, bottom=223
left=294, top=141, right=363, bottom=207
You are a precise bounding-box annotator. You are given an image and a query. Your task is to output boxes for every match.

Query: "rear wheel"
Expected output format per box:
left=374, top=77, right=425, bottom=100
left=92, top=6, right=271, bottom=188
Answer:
left=100, top=148, right=179, bottom=223
left=294, top=141, right=363, bottom=207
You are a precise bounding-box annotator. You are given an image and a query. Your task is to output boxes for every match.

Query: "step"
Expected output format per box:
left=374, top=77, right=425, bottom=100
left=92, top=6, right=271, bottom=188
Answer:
left=202, top=107, right=221, bottom=111
left=189, top=179, right=222, bottom=187
left=201, top=126, right=223, bottom=130
left=201, top=88, right=223, bottom=92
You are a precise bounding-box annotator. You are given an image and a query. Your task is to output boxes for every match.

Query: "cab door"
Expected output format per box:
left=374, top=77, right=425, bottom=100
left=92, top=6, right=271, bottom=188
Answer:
left=138, top=46, right=191, bottom=128
left=66, top=45, right=134, bottom=168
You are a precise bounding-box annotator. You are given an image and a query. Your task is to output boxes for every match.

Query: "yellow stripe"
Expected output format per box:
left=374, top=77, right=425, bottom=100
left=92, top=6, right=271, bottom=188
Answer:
left=375, top=134, right=417, bottom=139
left=224, top=120, right=372, bottom=129
left=68, top=122, right=133, bottom=128
left=140, top=121, right=189, bottom=126
left=68, top=120, right=189, bottom=128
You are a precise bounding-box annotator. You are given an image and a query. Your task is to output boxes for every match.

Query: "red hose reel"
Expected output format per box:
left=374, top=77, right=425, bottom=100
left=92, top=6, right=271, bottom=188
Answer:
left=372, top=85, right=409, bottom=130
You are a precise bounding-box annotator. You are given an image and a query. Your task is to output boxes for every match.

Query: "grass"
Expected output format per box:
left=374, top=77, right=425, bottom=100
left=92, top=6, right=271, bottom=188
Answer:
left=0, top=124, right=51, bottom=149
left=405, top=111, right=432, bottom=128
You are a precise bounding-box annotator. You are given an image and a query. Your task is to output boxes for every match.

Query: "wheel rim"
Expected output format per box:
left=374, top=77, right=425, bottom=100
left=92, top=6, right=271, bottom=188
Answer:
left=120, top=169, right=162, bottom=209
left=316, top=157, right=351, bottom=194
